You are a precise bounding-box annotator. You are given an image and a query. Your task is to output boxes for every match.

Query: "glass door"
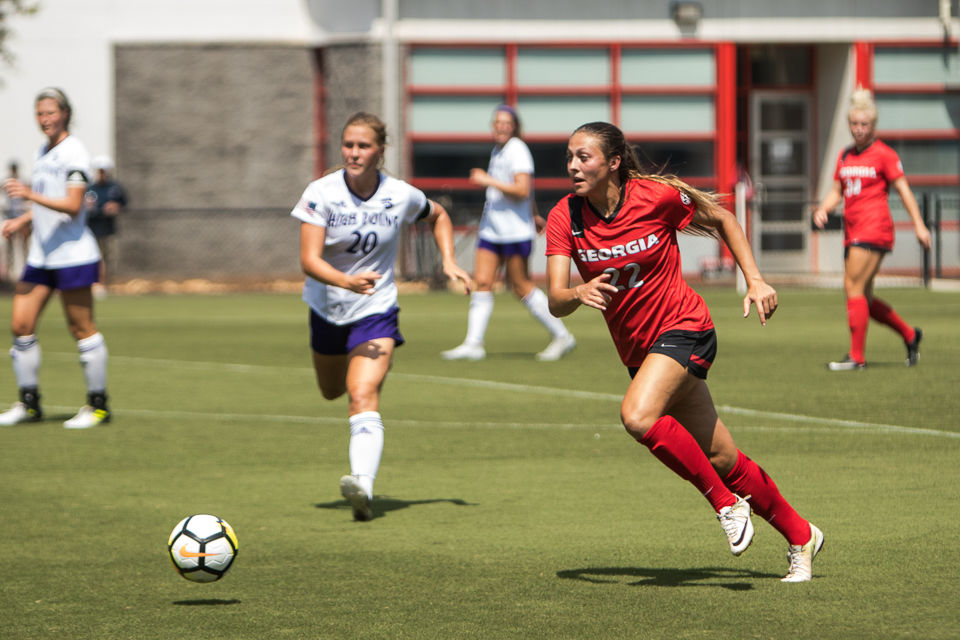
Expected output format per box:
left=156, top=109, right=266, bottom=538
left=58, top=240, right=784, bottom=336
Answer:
left=749, top=92, right=812, bottom=272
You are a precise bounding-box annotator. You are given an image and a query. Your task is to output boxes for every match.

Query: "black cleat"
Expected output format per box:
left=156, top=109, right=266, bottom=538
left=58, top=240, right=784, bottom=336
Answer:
left=905, top=328, right=922, bottom=367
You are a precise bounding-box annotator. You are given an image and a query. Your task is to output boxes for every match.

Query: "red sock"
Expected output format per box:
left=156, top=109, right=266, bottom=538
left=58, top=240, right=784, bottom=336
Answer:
left=722, top=450, right=809, bottom=545
left=639, top=416, right=736, bottom=513
left=869, top=298, right=915, bottom=342
left=847, top=295, right=869, bottom=364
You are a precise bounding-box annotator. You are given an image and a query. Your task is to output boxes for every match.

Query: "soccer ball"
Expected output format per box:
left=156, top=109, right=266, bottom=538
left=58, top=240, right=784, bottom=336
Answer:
left=167, top=514, right=238, bottom=583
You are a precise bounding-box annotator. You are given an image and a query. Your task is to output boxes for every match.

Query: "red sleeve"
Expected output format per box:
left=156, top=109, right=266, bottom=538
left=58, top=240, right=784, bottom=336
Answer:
left=545, top=197, right=574, bottom=257
left=832, top=152, right=843, bottom=181
left=882, top=144, right=905, bottom=182
left=662, top=183, right=696, bottom=231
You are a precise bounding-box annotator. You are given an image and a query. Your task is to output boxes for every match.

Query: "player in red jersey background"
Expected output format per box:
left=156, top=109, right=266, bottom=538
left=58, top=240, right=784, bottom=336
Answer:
left=545, top=121, right=822, bottom=582
left=813, top=88, right=931, bottom=370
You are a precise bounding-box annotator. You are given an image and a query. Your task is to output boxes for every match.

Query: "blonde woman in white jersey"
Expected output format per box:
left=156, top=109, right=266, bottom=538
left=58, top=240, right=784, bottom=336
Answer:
left=292, top=112, right=472, bottom=521
left=441, top=105, right=576, bottom=362
left=0, top=88, right=111, bottom=429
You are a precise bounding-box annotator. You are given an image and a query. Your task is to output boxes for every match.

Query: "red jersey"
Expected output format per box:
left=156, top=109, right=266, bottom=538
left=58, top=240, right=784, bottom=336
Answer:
left=833, top=139, right=903, bottom=250
left=546, top=178, right=713, bottom=367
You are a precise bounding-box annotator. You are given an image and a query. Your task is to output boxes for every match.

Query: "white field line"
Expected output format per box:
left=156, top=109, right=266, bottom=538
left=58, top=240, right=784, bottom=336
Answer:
left=42, top=352, right=960, bottom=439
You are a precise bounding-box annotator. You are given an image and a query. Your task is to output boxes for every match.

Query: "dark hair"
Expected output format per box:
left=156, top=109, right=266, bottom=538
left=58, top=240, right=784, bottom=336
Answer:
left=35, top=87, right=72, bottom=129
left=494, top=104, right=522, bottom=139
left=571, top=121, right=717, bottom=236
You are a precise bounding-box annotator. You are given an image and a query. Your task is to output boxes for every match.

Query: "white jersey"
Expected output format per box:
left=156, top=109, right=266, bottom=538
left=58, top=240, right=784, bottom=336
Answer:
left=27, top=135, right=101, bottom=269
left=291, top=170, right=431, bottom=325
left=477, top=136, right=536, bottom=244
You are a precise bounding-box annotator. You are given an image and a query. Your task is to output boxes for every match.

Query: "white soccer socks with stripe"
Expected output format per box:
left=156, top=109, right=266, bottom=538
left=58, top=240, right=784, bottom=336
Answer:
left=348, top=411, right=384, bottom=499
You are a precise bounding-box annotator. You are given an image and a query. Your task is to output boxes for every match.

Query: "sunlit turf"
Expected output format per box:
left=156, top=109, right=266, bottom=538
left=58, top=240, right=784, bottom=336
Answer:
left=0, top=286, right=957, bottom=639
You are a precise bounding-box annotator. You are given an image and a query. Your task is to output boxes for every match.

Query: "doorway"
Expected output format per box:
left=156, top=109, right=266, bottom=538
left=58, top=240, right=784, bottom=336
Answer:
left=740, top=45, right=815, bottom=273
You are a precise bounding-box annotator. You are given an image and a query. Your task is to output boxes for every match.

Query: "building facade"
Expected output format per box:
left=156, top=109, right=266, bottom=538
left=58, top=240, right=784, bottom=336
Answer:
left=1, top=1, right=957, bottom=280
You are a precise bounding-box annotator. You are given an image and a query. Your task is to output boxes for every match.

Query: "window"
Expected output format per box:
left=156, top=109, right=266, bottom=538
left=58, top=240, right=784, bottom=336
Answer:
left=409, top=48, right=505, bottom=86
left=516, top=48, right=609, bottom=86
left=873, top=44, right=960, bottom=225
left=621, top=49, right=714, bottom=87
left=406, top=44, right=720, bottom=222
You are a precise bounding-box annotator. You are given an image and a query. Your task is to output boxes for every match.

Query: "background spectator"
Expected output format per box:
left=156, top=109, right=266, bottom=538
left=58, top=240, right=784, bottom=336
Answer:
left=84, top=154, right=127, bottom=294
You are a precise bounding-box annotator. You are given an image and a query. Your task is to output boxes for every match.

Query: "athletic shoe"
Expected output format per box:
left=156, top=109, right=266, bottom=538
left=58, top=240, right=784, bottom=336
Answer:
left=63, top=405, right=111, bottom=429
left=781, top=523, right=825, bottom=583
left=440, top=342, right=485, bottom=361
left=339, top=474, right=373, bottom=522
left=0, top=401, right=42, bottom=426
left=535, top=334, right=576, bottom=361
left=905, top=327, right=922, bottom=367
left=828, top=355, right=866, bottom=371
left=717, top=495, right=754, bottom=556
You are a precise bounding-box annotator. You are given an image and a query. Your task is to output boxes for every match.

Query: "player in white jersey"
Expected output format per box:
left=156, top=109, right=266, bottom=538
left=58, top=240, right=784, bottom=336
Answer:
left=441, top=105, right=575, bottom=362
left=0, top=88, right=111, bottom=429
left=292, top=112, right=472, bottom=521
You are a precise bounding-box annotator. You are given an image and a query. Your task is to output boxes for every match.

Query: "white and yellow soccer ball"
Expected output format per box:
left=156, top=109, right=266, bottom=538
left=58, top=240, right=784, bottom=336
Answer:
left=167, top=514, right=238, bottom=583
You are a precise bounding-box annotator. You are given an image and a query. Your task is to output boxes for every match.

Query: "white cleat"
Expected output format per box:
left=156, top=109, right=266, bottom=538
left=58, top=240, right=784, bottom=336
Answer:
left=339, top=475, right=373, bottom=522
left=717, top=495, right=754, bottom=556
left=828, top=355, right=865, bottom=371
left=63, top=405, right=111, bottom=429
left=440, top=342, right=486, bottom=361
left=781, top=523, right=824, bottom=583
left=535, top=334, right=576, bottom=361
left=0, top=401, right=42, bottom=426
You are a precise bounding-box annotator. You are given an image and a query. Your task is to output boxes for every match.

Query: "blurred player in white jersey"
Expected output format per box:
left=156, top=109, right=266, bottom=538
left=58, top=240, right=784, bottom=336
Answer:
left=441, top=105, right=575, bottom=362
left=292, top=112, right=472, bottom=521
left=0, top=88, right=111, bottom=429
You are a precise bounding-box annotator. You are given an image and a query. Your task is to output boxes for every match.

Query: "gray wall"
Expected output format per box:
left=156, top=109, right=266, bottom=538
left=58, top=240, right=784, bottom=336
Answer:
left=116, top=43, right=317, bottom=208
left=113, top=43, right=319, bottom=279
left=321, top=43, right=383, bottom=174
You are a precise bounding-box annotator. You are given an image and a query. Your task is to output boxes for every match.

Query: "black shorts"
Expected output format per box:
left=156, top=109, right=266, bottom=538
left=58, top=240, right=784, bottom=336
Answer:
left=628, top=328, right=717, bottom=380
left=845, top=242, right=891, bottom=258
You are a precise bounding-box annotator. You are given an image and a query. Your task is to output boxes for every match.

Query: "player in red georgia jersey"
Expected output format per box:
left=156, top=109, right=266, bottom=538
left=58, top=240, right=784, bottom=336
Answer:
left=813, top=89, right=931, bottom=370
left=546, top=121, right=822, bottom=582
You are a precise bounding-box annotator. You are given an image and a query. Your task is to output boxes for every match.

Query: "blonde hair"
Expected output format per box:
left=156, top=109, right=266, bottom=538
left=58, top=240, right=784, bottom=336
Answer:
left=848, top=87, right=878, bottom=125
left=571, top=121, right=717, bottom=237
left=342, top=112, right=387, bottom=148
left=35, top=86, right=73, bottom=129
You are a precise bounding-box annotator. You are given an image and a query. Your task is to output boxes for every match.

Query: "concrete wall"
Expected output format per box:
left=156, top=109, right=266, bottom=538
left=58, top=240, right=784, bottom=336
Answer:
left=321, top=43, right=383, bottom=173
left=116, top=44, right=317, bottom=209
left=112, top=44, right=318, bottom=280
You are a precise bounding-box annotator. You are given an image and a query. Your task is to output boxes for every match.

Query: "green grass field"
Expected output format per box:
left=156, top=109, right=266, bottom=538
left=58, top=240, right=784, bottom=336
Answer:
left=0, top=286, right=958, bottom=639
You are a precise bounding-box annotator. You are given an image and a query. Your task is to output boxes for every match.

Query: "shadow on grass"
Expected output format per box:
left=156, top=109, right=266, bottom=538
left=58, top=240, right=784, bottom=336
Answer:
left=557, top=566, right=780, bottom=591
left=173, top=599, right=242, bottom=606
left=860, top=361, right=909, bottom=369
left=315, top=496, right=477, bottom=519
left=1, top=412, right=75, bottom=427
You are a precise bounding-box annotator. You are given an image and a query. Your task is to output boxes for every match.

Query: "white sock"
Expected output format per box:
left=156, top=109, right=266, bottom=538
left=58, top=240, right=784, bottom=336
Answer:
left=77, top=332, right=108, bottom=393
left=464, top=291, right=494, bottom=346
left=348, top=411, right=384, bottom=498
left=10, top=335, right=40, bottom=388
left=522, top=288, right=570, bottom=339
